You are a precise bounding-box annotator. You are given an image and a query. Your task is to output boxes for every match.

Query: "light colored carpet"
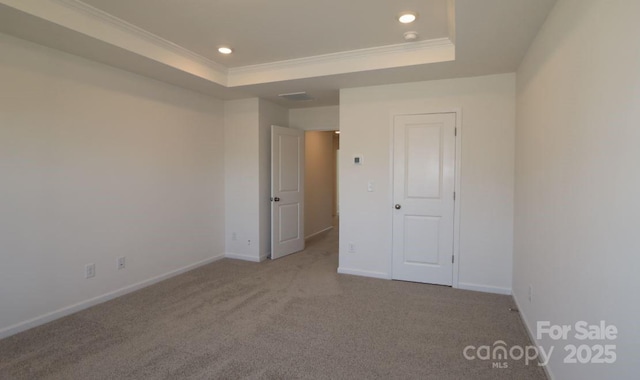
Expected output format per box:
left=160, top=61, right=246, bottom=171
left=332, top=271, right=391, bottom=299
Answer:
left=0, top=227, right=545, bottom=379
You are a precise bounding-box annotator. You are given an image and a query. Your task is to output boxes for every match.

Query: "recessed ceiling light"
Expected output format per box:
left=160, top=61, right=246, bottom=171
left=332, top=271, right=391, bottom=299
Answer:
left=398, top=12, right=418, bottom=24
left=218, top=46, right=233, bottom=55
left=335, top=131, right=341, bottom=134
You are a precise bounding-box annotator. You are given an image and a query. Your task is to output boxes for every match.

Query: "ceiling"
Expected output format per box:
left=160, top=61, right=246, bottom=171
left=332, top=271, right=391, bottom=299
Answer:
left=0, top=0, right=557, bottom=108
left=80, top=0, right=451, bottom=67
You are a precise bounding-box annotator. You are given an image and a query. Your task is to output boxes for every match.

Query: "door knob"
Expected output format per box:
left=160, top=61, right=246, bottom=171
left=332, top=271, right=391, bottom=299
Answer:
left=274, top=197, right=280, bottom=202
left=395, top=204, right=402, bottom=210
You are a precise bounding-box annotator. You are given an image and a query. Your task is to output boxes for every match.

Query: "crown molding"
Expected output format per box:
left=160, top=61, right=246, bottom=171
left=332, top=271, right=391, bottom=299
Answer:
left=52, top=0, right=228, bottom=74
left=0, top=0, right=228, bottom=85
left=227, top=38, right=455, bottom=87
left=233, top=38, right=453, bottom=75
left=0, top=0, right=456, bottom=89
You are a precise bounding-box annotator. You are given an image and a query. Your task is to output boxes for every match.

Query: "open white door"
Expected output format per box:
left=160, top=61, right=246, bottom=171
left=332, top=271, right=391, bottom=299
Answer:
left=271, top=125, right=305, bottom=259
left=392, top=113, right=456, bottom=285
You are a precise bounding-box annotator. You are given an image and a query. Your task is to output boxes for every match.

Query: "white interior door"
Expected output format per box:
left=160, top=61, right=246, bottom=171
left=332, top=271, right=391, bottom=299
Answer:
left=392, top=113, right=456, bottom=285
left=271, top=125, right=305, bottom=259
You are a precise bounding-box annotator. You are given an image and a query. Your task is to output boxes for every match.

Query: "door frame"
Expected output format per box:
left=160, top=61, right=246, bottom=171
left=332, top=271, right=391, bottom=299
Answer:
left=388, top=108, right=462, bottom=288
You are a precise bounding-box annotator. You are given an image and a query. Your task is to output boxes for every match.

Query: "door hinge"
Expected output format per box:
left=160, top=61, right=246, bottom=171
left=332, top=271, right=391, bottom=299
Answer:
left=455, top=128, right=457, bottom=137
left=452, top=255, right=455, bottom=264
left=453, top=192, right=456, bottom=201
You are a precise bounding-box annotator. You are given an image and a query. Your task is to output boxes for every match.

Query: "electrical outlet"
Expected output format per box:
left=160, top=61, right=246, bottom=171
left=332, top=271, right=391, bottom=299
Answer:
left=117, top=256, right=126, bottom=270
left=348, top=242, right=356, bottom=253
left=528, top=285, right=533, bottom=303
left=247, top=239, right=251, bottom=246
left=85, top=263, right=95, bottom=279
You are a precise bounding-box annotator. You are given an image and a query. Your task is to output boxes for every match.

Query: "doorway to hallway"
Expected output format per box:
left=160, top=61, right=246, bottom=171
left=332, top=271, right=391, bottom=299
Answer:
left=304, top=130, right=339, bottom=267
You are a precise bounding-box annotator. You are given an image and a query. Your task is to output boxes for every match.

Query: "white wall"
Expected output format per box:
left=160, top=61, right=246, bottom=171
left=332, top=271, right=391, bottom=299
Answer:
left=0, top=33, right=225, bottom=337
left=224, top=99, right=261, bottom=260
left=289, top=106, right=339, bottom=131
left=224, top=98, right=288, bottom=261
left=305, top=131, right=336, bottom=237
left=339, top=74, right=516, bottom=294
left=514, top=0, right=640, bottom=378
left=258, top=99, right=289, bottom=258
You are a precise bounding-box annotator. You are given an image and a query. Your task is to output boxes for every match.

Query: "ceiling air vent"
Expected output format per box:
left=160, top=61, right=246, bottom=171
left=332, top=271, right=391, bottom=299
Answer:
left=278, top=92, right=314, bottom=101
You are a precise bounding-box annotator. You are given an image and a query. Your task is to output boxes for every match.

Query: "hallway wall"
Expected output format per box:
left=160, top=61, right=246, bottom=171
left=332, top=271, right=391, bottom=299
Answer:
left=305, top=131, right=336, bottom=237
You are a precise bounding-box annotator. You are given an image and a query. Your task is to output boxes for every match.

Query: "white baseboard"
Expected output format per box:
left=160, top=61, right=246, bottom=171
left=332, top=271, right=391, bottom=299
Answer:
left=0, top=253, right=225, bottom=340
left=224, top=252, right=265, bottom=262
left=457, top=282, right=512, bottom=295
left=305, top=226, right=333, bottom=239
left=337, top=267, right=391, bottom=280
left=513, top=294, right=554, bottom=380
